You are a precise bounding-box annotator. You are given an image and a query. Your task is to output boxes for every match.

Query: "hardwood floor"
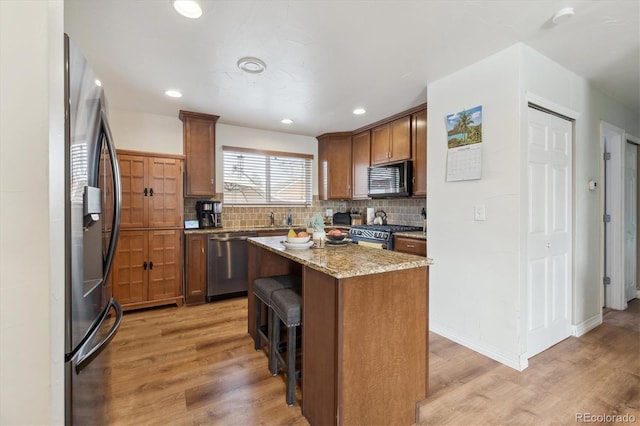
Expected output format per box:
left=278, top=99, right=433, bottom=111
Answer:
left=105, top=297, right=308, bottom=425
left=105, top=298, right=639, bottom=425
left=418, top=298, right=640, bottom=425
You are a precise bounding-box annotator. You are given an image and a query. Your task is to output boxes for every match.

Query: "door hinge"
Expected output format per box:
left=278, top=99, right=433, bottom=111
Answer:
left=603, top=214, right=611, bottom=223
left=603, top=276, right=611, bottom=285
left=603, top=152, right=611, bottom=160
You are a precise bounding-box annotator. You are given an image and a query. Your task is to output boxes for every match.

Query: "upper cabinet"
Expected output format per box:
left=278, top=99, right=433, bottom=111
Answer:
left=351, top=130, right=371, bottom=200
left=318, top=132, right=352, bottom=200
left=411, top=108, right=427, bottom=196
left=370, top=116, right=411, bottom=165
left=179, top=110, right=219, bottom=197
left=118, top=151, right=184, bottom=229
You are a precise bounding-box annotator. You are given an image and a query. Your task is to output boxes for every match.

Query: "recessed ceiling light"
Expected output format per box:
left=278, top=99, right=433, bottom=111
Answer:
left=165, top=89, right=182, bottom=98
left=551, top=7, right=574, bottom=25
left=95, top=79, right=102, bottom=87
left=353, top=108, right=366, bottom=115
left=281, top=118, right=293, bottom=124
left=172, top=0, right=202, bottom=18
left=237, top=57, right=267, bottom=74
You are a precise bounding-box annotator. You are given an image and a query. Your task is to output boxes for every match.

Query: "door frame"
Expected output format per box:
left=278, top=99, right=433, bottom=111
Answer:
left=601, top=122, right=637, bottom=310
left=523, top=92, right=578, bottom=364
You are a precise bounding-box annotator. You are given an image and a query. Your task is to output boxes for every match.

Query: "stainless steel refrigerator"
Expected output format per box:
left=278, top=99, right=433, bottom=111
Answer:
left=64, top=34, right=123, bottom=425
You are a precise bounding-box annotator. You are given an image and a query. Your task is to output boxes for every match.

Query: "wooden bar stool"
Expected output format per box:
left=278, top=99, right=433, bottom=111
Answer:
left=270, top=287, right=302, bottom=406
left=252, top=275, right=300, bottom=374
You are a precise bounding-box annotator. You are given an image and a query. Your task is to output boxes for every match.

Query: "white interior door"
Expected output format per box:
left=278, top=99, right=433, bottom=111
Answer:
left=603, top=123, right=627, bottom=310
left=526, top=107, right=572, bottom=358
left=624, top=142, right=637, bottom=301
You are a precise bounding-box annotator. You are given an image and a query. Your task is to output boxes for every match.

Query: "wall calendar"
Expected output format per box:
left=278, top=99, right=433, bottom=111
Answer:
left=445, top=105, right=483, bottom=182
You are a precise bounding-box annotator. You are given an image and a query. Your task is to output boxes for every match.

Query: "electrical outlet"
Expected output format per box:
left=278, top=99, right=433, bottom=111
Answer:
left=474, top=204, right=486, bottom=221
left=325, top=208, right=333, bottom=217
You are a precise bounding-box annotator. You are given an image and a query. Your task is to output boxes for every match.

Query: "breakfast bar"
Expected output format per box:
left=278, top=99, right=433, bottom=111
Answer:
left=247, top=236, right=432, bottom=425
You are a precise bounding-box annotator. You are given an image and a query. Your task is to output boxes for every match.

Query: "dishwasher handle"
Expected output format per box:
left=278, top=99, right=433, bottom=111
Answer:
left=208, top=234, right=256, bottom=243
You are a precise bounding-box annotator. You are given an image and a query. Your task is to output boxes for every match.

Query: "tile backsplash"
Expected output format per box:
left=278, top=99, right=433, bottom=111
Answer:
left=185, top=195, right=426, bottom=229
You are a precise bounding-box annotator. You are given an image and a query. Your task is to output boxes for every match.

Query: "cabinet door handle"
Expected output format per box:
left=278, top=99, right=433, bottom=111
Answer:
left=143, top=261, right=148, bottom=270
left=406, top=244, right=415, bottom=248
left=144, top=188, right=148, bottom=196
left=149, top=261, right=154, bottom=270
left=149, top=188, right=154, bottom=196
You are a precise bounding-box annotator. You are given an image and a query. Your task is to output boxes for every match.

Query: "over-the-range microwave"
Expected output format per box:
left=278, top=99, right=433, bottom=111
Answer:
left=367, top=160, right=413, bottom=198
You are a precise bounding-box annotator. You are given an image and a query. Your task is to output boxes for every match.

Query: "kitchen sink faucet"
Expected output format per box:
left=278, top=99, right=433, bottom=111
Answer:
left=269, top=211, right=275, bottom=226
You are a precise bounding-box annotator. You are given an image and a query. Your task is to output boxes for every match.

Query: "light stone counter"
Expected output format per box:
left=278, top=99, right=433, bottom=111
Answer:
left=393, top=230, right=427, bottom=239
left=248, top=235, right=433, bottom=279
left=184, top=224, right=350, bottom=235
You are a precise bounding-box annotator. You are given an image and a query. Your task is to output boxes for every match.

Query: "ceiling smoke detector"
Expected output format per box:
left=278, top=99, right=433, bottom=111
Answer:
left=237, top=57, right=267, bottom=74
left=551, top=7, right=575, bottom=25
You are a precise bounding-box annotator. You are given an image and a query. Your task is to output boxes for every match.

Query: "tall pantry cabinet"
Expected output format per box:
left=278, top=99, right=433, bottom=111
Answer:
left=111, top=150, right=185, bottom=311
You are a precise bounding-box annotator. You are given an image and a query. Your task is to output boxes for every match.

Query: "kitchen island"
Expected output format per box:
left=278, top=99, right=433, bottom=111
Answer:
left=248, top=236, right=432, bottom=426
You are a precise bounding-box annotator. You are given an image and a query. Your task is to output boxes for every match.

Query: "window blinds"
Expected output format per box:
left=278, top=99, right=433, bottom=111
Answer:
left=222, top=146, right=313, bottom=206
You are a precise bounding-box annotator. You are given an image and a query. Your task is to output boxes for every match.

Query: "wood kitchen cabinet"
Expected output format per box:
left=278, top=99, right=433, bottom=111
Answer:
left=371, top=115, right=411, bottom=165
left=112, top=229, right=183, bottom=310
left=117, top=151, right=184, bottom=229
left=394, top=235, right=427, bottom=257
left=351, top=130, right=371, bottom=199
left=115, top=150, right=184, bottom=310
left=179, top=110, right=219, bottom=197
left=185, top=234, right=207, bottom=305
left=412, top=108, right=427, bottom=196
left=317, top=132, right=352, bottom=200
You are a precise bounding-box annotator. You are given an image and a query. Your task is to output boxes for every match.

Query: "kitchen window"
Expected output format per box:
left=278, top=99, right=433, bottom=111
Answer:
left=222, top=146, right=313, bottom=206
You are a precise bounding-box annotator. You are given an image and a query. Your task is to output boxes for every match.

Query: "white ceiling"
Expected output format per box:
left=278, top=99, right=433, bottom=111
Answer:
left=64, top=0, right=639, bottom=137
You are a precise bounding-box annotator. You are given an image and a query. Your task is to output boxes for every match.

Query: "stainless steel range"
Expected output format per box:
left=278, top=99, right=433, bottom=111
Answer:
left=349, top=224, right=422, bottom=250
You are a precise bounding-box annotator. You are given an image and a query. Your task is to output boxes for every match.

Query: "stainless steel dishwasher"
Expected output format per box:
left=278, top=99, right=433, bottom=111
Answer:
left=207, top=231, right=257, bottom=301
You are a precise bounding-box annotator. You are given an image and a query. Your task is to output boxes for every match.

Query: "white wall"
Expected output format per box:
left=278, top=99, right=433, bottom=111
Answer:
left=107, top=110, right=319, bottom=195
left=427, top=45, right=523, bottom=368
left=427, top=42, right=639, bottom=370
left=109, top=108, right=183, bottom=155
left=518, top=45, right=639, bottom=330
left=216, top=123, right=318, bottom=195
left=0, top=1, right=64, bottom=424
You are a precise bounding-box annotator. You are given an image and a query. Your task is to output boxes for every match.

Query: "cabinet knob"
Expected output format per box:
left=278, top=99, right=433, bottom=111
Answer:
left=149, top=188, right=154, bottom=196
left=143, top=261, right=148, bottom=270
left=144, top=188, right=148, bottom=196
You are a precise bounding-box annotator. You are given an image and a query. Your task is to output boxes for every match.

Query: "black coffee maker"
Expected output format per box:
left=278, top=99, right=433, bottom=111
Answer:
left=195, top=201, right=222, bottom=228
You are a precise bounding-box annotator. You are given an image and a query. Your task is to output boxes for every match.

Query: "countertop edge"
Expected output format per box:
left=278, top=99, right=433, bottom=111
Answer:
left=248, top=236, right=433, bottom=279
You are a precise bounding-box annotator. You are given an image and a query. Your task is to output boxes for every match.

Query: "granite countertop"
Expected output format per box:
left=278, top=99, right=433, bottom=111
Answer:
left=393, top=230, right=427, bottom=240
left=184, top=224, right=350, bottom=235
left=249, top=236, right=433, bottom=279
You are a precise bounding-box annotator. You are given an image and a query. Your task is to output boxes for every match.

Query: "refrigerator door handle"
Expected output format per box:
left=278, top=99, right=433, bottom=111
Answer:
left=100, top=109, right=122, bottom=279
left=75, top=297, right=122, bottom=373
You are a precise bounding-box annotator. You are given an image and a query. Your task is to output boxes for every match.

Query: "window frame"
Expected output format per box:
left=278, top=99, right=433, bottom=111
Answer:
left=222, top=145, right=313, bottom=207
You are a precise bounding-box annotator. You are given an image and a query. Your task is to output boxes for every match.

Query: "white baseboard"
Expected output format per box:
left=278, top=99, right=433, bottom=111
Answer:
left=572, top=312, right=603, bottom=337
left=430, top=322, right=526, bottom=371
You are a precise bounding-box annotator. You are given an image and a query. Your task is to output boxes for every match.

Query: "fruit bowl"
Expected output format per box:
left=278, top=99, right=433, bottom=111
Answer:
left=287, top=235, right=311, bottom=243
left=326, top=231, right=347, bottom=241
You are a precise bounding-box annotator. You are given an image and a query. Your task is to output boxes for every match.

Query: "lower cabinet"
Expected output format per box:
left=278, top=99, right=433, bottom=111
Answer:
left=112, top=229, right=183, bottom=310
left=185, top=234, right=207, bottom=305
left=394, top=236, right=427, bottom=257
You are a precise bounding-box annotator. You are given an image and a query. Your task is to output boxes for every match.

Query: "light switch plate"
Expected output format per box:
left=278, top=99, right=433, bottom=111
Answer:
left=474, top=204, right=486, bottom=221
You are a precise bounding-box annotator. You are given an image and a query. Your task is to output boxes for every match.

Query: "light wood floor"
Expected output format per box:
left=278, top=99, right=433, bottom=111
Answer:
left=419, top=298, right=640, bottom=425
left=105, top=298, right=639, bottom=425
